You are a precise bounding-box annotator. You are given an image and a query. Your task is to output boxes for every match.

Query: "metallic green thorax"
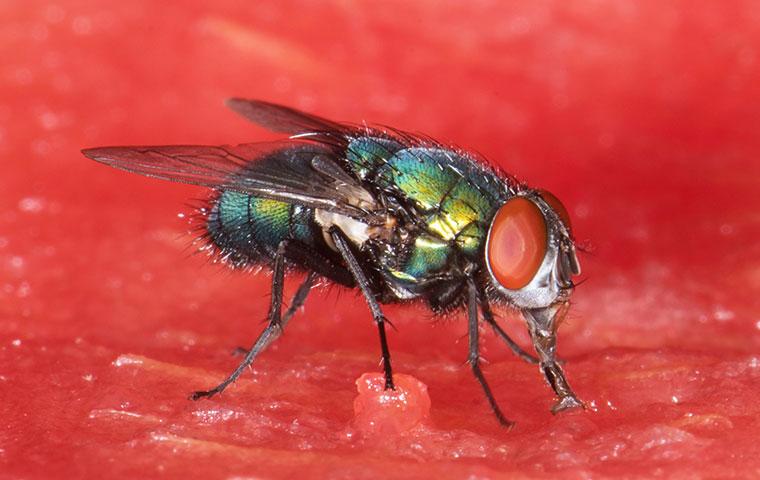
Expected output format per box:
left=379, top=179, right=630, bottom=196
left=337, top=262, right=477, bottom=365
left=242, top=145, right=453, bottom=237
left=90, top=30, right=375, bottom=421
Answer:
left=348, top=137, right=509, bottom=290
left=208, top=135, right=510, bottom=294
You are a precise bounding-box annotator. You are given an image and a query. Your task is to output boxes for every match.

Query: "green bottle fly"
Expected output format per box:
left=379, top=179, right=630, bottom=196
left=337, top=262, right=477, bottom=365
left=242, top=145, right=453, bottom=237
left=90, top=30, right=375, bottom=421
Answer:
left=83, top=99, right=583, bottom=427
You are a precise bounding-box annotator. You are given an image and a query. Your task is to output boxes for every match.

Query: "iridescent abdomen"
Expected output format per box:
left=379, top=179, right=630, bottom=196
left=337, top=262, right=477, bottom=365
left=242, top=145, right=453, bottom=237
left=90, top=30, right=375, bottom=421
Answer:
left=206, top=191, right=316, bottom=267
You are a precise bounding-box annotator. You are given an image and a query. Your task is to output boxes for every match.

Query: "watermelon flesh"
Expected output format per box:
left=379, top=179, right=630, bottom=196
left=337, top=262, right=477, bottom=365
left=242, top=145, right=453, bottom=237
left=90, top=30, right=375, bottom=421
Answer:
left=1, top=0, right=760, bottom=478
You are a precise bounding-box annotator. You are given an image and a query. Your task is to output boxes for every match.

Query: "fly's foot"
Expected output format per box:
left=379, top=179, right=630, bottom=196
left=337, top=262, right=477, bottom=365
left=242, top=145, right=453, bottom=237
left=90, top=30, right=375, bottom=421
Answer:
left=492, top=409, right=515, bottom=430
left=189, top=388, right=221, bottom=401
left=551, top=395, right=584, bottom=414
left=382, top=369, right=396, bottom=391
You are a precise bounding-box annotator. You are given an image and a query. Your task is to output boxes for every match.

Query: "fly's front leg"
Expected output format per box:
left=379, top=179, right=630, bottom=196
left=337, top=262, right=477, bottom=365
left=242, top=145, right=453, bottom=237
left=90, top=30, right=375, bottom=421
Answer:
left=524, top=303, right=583, bottom=413
left=329, top=227, right=395, bottom=390
left=191, top=241, right=289, bottom=400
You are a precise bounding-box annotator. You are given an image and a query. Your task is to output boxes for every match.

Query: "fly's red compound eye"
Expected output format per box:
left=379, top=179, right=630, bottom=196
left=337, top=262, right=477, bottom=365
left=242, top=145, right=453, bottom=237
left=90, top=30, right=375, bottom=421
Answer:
left=539, top=189, right=572, bottom=232
left=487, top=197, right=547, bottom=290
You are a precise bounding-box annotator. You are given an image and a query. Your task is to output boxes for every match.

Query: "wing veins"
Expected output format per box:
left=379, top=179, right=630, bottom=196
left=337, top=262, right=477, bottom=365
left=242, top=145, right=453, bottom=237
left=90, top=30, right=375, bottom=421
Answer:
left=83, top=143, right=372, bottom=219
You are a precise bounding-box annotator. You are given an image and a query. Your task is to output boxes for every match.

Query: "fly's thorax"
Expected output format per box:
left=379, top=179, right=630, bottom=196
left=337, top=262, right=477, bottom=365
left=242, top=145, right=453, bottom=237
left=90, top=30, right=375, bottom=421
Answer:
left=375, top=147, right=503, bottom=253
left=350, top=145, right=507, bottom=297
left=345, top=136, right=404, bottom=180
left=484, top=189, right=580, bottom=309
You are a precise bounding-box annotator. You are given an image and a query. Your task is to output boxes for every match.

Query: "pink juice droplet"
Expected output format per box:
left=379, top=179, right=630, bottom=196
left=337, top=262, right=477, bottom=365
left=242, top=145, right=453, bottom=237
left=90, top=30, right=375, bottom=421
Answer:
left=352, top=372, right=431, bottom=436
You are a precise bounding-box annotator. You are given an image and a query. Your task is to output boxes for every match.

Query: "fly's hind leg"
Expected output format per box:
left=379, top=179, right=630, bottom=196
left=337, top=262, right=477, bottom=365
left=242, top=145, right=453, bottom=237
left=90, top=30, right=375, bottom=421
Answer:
left=467, top=276, right=514, bottom=427
left=524, top=304, right=583, bottom=413
left=192, top=237, right=356, bottom=400
left=281, top=271, right=317, bottom=327
left=191, top=241, right=290, bottom=400
left=329, top=227, right=395, bottom=390
left=231, top=271, right=317, bottom=357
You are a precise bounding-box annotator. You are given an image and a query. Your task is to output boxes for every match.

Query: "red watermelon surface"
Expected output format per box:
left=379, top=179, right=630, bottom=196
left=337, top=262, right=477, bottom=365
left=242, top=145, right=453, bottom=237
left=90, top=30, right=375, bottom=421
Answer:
left=2, top=1, right=759, bottom=478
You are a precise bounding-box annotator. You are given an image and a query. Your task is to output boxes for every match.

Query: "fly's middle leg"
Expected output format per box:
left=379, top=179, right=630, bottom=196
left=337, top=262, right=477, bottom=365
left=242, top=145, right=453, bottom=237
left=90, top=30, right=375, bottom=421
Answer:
left=467, top=275, right=514, bottom=428
left=479, top=298, right=539, bottom=365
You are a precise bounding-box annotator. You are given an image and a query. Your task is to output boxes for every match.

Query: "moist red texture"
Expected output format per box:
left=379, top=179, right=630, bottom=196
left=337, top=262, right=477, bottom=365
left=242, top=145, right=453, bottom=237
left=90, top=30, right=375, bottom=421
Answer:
left=352, top=373, right=431, bottom=437
left=2, top=1, right=759, bottom=478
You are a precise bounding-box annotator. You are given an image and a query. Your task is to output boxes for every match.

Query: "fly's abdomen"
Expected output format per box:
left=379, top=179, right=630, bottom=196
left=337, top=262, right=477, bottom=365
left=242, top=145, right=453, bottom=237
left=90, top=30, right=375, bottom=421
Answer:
left=206, top=191, right=316, bottom=267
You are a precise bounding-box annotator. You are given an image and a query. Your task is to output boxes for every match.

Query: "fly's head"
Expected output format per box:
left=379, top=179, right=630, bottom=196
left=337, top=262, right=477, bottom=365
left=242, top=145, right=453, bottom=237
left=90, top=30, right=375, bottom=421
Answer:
left=484, top=189, right=581, bottom=314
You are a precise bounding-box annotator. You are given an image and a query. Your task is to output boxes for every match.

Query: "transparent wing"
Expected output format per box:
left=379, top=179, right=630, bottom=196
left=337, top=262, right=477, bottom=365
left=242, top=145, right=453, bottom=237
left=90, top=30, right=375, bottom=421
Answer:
left=226, top=98, right=346, bottom=134
left=82, top=141, right=374, bottom=218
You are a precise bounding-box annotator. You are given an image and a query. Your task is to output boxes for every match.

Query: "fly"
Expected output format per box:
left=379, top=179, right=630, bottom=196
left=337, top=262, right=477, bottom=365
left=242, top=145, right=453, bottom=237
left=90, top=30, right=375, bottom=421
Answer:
left=82, top=99, right=584, bottom=427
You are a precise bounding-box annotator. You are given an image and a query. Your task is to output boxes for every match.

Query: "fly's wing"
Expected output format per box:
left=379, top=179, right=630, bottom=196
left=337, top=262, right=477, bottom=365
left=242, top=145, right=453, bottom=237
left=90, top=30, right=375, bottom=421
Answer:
left=82, top=141, right=375, bottom=219
left=226, top=98, right=346, bottom=135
